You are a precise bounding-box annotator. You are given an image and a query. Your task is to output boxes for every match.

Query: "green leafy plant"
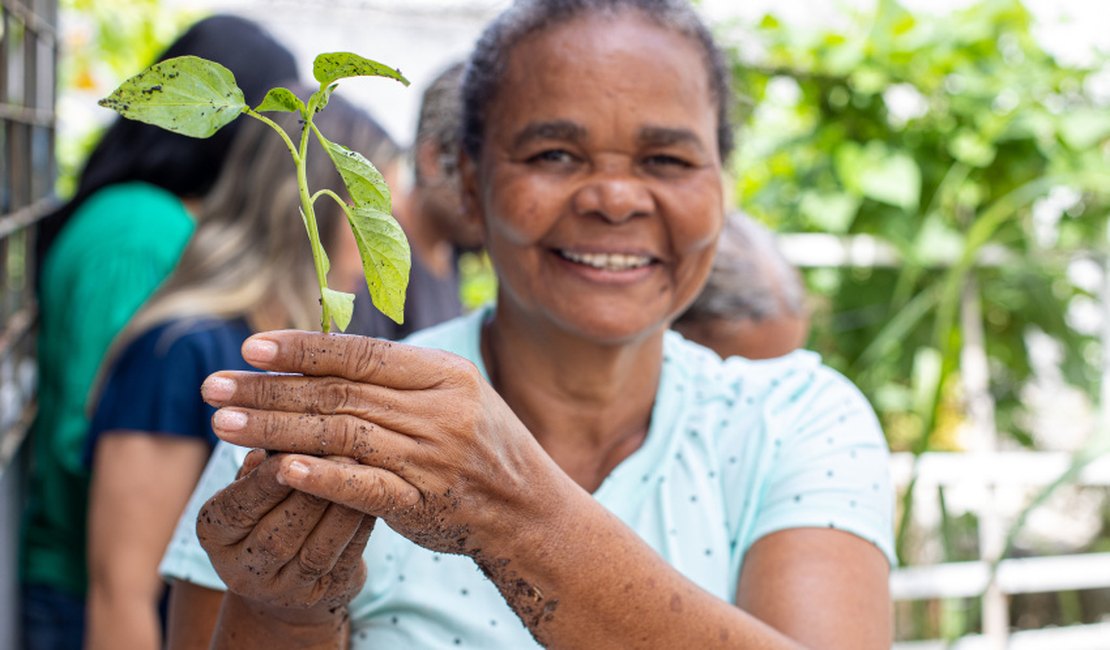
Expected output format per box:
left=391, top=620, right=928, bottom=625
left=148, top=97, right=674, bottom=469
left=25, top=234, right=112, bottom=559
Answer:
left=98, top=52, right=412, bottom=331
left=730, top=0, right=1110, bottom=640
left=732, top=0, right=1110, bottom=455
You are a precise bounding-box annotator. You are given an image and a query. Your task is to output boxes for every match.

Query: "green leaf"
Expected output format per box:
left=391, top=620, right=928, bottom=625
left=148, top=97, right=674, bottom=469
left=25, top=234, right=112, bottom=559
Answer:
left=848, top=66, right=888, bottom=95
left=913, top=215, right=965, bottom=265
left=347, top=205, right=411, bottom=324
left=823, top=38, right=866, bottom=76
left=948, top=129, right=996, bottom=167
left=322, top=287, right=355, bottom=332
left=312, top=52, right=410, bottom=88
left=910, top=346, right=943, bottom=417
left=799, top=191, right=860, bottom=233
left=835, top=141, right=921, bottom=211
left=97, top=55, right=246, bottom=138
left=311, top=83, right=339, bottom=113
left=1059, top=109, right=1110, bottom=150
left=320, top=136, right=392, bottom=213
left=758, top=13, right=780, bottom=30
left=255, top=87, right=305, bottom=114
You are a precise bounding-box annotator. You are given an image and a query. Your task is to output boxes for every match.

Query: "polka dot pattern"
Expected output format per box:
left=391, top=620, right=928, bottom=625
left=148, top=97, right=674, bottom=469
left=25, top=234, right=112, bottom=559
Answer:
left=161, top=308, right=895, bottom=649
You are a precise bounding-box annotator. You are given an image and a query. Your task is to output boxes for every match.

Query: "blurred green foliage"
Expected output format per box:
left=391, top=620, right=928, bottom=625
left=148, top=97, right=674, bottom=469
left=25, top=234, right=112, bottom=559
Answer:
left=458, top=251, right=498, bottom=311
left=731, top=0, right=1110, bottom=456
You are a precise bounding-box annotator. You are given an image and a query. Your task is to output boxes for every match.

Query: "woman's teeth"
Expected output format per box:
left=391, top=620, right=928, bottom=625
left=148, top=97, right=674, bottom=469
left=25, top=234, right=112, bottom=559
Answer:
left=559, top=250, right=652, bottom=270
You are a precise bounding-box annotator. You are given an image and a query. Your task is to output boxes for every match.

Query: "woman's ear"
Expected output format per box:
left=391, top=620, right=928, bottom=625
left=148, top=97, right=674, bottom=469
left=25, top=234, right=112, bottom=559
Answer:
left=415, top=138, right=444, bottom=188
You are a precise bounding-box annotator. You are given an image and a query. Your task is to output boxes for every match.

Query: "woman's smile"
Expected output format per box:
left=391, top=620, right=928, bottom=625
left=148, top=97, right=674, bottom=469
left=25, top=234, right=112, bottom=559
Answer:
left=555, top=249, right=655, bottom=272
left=549, top=249, right=659, bottom=287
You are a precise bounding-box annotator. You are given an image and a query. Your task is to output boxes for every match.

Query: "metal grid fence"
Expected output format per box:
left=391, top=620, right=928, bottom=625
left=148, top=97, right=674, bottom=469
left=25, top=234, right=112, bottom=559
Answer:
left=0, top=0, right=54, bottom=464
left=0, top=0, right=56, bottom=646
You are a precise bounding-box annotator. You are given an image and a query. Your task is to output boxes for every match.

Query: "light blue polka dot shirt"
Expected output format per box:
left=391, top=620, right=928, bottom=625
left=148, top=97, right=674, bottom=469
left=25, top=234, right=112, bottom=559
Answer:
left=161, top=306, right=895, bottom=648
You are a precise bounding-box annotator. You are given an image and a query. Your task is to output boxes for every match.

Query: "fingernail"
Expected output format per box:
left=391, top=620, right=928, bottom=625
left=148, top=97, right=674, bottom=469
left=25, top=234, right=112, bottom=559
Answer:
left=213, top=409, right=248, bottom=432
left=243, top=338, right=279, bottom=363
left=202, top=376, right=236, bottom=402
left=285, top=460, right=311, bottom=480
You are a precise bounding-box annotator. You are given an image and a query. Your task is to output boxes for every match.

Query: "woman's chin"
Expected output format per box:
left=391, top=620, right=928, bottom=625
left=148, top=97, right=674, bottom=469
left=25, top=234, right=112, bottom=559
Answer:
left=554, top=311, right=669, bottom=348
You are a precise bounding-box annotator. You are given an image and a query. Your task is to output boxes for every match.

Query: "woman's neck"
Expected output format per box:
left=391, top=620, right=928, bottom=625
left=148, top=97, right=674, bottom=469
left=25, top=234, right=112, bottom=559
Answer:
left=483, top=307, right=664, bottom=491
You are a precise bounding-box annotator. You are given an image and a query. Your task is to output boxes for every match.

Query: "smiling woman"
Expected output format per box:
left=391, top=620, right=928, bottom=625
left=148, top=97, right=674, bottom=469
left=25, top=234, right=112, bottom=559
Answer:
left=159, top=1, right=895, bottom=648
left=468, top=10, right=723, bottom=348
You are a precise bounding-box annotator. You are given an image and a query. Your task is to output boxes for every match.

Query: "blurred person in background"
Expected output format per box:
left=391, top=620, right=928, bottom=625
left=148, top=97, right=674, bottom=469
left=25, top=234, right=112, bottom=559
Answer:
left=673, top=212, right=809, bottom=359
left=347, top=60, right=485, bottom=337
left=19, top=15, right=297, bottom=650
left=83, top=92, right=399, bottom=650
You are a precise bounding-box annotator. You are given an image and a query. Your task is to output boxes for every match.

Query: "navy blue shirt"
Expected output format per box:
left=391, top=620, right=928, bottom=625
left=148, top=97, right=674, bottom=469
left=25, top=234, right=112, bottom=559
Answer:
left=85, top=254, right=463, bottom=466
left=86, top=318, right=254, bottom=463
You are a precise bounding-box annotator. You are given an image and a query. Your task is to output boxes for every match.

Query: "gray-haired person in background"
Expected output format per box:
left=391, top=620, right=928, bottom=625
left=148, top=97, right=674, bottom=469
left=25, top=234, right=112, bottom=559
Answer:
left=407, top=61, right=485, bottom=269
left=673, top=212, right=809, bottom=359
left=347, top=61, right=484, bottom=337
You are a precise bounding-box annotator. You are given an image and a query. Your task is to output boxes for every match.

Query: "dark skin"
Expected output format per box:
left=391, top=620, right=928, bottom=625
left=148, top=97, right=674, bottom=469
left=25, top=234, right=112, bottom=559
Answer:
left=191, top=329, right=889, bottom=649
left=171, top=11, right=891, bottom=649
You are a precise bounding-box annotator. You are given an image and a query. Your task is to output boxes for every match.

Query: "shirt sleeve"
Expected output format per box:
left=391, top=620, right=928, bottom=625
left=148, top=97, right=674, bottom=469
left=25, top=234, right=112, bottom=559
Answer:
left=159, top=440, right=250, bottom=589
left=46, top=185, right=192, bottom=475
left=747, top=365, right=896, bottom=565
left=86, top=325, right=216, bottom=465
left=53, top=245, right=186, bottom=473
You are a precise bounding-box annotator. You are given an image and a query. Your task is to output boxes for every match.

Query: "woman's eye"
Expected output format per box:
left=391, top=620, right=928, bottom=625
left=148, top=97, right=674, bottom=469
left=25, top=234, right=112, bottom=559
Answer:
left=644, top=154, right=692, bottom=169
left=527, top=149, right=576, bottom=166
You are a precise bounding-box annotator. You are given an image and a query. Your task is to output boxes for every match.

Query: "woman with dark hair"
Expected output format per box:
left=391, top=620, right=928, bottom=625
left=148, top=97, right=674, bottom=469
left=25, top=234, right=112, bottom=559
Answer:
left=163, top=1, right=894, bottom=648
left=33, top=14, right=298, bottom=267
left=19, top=14, right=297, bottom=650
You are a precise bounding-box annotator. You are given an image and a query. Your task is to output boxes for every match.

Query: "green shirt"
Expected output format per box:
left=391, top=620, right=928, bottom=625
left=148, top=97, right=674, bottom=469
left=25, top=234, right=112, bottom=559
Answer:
left=21, top=182, right=194, bottom=596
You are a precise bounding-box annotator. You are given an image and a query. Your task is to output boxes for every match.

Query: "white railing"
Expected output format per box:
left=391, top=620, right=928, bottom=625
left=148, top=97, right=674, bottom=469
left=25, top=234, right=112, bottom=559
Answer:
left=887, top=451, right=1110, bottom=649
left=779, top=233, right=1110, bottom=648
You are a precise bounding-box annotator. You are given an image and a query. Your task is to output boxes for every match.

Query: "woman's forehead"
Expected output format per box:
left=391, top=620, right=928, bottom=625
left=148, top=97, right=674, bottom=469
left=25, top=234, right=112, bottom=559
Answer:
left=489, top=12, right=716, bottom=136
left=508, top=11, right=705, bottom=81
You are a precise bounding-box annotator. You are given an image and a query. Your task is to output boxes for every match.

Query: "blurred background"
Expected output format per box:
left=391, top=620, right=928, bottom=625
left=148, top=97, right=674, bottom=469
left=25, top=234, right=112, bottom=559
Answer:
left=2, top=0, right=1109, bottom=647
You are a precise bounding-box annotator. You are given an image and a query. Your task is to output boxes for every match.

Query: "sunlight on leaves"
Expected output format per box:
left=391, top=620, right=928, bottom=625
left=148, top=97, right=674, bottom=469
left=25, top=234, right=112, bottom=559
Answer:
left=98, top=55, right=245, bottom=137
left=313, top=52, right=410, bottom=88
left=320, top=135, right=392, bottom=213
left=255, top=87, right=305, bottom=115
left=322, top=287, right=355, bottom=332
left=346, top=205, right=411, bottom=325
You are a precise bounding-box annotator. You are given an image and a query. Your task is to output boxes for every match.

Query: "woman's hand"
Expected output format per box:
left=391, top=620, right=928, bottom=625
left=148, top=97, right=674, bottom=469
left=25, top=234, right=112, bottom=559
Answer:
left=200, top=331, right=564, bottom=558
left=196, top=449, right=377, bottom=622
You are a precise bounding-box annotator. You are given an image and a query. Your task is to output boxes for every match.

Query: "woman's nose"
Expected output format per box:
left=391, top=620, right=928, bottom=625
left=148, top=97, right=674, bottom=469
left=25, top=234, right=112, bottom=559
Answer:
left=571, top=171, right=653, bottom=223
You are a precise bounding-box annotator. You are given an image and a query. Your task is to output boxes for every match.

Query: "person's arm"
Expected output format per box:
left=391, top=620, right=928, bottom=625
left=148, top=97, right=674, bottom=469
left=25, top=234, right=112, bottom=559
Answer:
left=245, top=448, right=889, bottom=649
left=86, top=433, right=210, bottom=650
left=166, top=581, right=225, bottom=650
left=737, top=529, right=891, bottom=647
left=164, top=447, right=258, bottom=650
left=200, top=331, right=891, bottom=649
left=483, top=490, right=887, bottom=649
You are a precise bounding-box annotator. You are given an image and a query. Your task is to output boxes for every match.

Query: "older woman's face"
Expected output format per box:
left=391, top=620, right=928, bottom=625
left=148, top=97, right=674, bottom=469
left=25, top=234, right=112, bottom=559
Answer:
left=467, top=10, right=725, bottom=344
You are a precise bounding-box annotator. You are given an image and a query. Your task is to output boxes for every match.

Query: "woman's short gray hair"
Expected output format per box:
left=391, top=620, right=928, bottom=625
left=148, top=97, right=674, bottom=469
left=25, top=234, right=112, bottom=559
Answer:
left=462, top=0, right=734, bottom=161
left=675, top=213, right=807, bottom=326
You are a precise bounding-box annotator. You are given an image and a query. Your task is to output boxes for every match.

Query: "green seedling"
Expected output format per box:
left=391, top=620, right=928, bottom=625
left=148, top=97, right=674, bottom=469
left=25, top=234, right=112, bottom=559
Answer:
left=99, top=52, right=412, bottom=332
